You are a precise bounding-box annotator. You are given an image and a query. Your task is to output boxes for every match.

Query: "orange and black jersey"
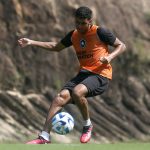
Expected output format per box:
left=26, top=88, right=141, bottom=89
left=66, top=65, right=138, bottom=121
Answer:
left=60, top=25, right=116, bottom=79
left=61, top=27, right=116, bottom=47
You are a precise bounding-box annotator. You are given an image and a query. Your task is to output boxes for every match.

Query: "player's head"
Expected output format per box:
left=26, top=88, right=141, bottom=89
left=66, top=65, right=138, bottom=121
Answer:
left=74, top=6, right=93, bottom=34
left=75, top=6, right=92, bottom=20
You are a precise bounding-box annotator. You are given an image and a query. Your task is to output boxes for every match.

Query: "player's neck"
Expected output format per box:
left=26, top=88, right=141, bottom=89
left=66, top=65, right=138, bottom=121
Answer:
left=79, top=25, right=93, bottom=35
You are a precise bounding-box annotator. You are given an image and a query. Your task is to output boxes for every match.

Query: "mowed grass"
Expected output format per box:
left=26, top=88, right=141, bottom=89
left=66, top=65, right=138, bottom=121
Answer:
left=0, top=143, right=150, bottom=150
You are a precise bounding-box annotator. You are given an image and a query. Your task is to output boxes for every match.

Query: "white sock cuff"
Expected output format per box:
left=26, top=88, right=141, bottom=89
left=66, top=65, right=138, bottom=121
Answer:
left=39, top=131, right=50, bottom=141
left=83, top=118, right=92, bottom=126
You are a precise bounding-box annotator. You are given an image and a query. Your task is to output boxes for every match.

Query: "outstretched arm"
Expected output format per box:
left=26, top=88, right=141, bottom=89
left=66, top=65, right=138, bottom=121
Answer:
left=18, top=38, right=65, bottom=52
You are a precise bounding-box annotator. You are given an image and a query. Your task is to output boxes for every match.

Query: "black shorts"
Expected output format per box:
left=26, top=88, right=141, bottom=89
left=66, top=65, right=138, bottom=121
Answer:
left=62, top=69, right=109, bottom=97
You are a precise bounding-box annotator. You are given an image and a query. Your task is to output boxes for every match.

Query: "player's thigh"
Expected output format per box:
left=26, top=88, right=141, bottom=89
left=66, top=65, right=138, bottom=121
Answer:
left=62, top=72, right=88, bottom=95
left=80, top=74, right=109, bottom=97
left=72, top=84, right=88, bottom=98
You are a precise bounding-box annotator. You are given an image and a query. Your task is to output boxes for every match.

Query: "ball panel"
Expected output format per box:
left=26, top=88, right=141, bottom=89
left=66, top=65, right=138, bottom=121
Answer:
left=52, top=112, right=74, bottom=135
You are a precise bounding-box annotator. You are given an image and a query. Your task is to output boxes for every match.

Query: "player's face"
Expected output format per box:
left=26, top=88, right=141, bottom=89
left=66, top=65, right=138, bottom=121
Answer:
left=75, top=17, right=92, bottom=34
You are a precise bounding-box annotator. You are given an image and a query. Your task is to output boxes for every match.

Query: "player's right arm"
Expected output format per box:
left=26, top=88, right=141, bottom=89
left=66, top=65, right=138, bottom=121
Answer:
left=18, top=38, right=65, bottom=52
left=18, top=30, right=74, bottom=52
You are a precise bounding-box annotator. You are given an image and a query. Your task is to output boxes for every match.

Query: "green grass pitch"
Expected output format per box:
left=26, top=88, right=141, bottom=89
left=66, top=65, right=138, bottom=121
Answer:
left=0, top=143, right=150, bottom=150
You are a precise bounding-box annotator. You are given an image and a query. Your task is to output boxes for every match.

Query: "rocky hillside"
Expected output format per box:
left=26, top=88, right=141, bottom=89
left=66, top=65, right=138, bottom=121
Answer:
left=0, top=0, right=150, bottom=143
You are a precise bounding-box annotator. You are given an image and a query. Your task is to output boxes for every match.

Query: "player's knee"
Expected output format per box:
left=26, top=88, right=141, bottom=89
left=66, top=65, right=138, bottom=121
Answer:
left=72, top=87, right=83, bottom=99
left=53, top=93, right=64, bottom=106
left=53, top=91, right=70, bottom=107
left=53, top=94, right=64, bottom=107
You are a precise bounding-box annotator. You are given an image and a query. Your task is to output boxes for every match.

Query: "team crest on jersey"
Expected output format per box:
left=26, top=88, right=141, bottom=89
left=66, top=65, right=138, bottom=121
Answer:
left=80, top=39, right=86, bottom=48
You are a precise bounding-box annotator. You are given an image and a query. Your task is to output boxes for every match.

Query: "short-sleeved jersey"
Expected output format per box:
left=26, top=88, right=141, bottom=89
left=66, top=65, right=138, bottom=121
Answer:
left=61, top=25, right=116, bottom=79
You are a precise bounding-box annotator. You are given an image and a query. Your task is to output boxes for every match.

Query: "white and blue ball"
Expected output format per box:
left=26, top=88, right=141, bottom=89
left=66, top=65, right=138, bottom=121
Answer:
left=52, top=112, right=74, bottom=135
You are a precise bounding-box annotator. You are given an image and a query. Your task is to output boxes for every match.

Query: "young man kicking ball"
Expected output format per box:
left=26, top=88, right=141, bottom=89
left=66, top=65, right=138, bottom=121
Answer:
left=18, top=6, right=126, bottom=144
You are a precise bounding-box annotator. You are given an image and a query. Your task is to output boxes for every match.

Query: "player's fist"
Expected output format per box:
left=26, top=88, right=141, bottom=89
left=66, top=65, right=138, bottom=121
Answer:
left=18, top=38, right=32, bottom=47
left=100, top=56, right=111, bottom=64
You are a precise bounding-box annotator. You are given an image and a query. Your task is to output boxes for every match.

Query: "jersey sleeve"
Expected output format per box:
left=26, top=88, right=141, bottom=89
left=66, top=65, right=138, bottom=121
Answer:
left=97, top=27, right=116, bottom=46
left=60, top=30, right=74, bottom=47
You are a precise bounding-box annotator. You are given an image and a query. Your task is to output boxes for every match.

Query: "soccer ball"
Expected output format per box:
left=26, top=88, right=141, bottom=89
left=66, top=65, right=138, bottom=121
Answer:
left=52, top=112, right=74, bottom=135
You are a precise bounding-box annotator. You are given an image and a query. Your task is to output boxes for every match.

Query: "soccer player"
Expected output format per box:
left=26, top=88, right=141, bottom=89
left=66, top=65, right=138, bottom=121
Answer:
left=18, top=6, right=126, bottom=144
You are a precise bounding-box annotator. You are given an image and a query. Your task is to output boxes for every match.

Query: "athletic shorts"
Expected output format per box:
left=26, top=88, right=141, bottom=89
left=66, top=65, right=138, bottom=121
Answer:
left=62, top=69, right=109, bottom=97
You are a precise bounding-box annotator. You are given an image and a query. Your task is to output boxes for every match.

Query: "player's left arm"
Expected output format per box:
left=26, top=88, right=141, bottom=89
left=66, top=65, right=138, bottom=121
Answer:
left=100, top=38, right=126, bottom=64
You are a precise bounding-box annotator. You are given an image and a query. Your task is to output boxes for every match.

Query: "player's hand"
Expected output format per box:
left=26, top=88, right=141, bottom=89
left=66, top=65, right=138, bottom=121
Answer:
left=100, top=56, right=111, bottom=64
left=18, top=38, right=32, bottom=48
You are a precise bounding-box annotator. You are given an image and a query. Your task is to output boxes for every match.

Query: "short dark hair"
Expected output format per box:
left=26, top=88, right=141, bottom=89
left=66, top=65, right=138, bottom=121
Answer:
left=75, top=6, right=92, bottom=19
